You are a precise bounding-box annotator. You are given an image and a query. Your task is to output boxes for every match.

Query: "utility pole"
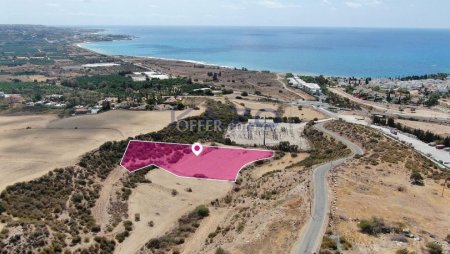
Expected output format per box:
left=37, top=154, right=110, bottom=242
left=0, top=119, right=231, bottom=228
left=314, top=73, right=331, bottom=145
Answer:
left=263, top=117, right=267, bottom=147
left=309, top=167, right=312, bottom=217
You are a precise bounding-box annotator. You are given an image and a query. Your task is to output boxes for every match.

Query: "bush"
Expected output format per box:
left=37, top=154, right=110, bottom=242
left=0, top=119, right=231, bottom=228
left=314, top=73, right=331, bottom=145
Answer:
left=241, top=91, right=248, bottom=96
left=0, top=203, right=5, bottom=214
left=426, top=242, right=443, bottom=254
left=321, top=236, right=337, bottom=250
left=194, top=205, right=209, bottom=218
left=410, top=171, right=424, bottom=186
left=115, top=231, right=129, bottom=243
left=123, top=220, right=133, bottom=232
left=340, top=236, right=352, bottom=250
left=357, top=217, right=391, bottom=236
left=215, top=248, right=230, bottom=254
left=91, top=225, right=101, bottom=233
left=146, top=238, right=161, bottom=249
left=446, top=234, right=450, bottom=243
left=396, top=249, right=410, bottom=254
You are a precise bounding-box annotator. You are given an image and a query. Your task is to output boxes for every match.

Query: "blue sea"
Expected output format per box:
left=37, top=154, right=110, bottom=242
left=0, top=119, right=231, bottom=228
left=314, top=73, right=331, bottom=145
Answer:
left=80, top=26, right=450, bottom=77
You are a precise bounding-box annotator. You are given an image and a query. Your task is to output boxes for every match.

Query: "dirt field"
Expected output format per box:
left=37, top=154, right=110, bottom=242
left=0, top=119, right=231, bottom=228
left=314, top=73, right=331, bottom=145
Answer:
left=175, top=153, right=311, bottom=254
left=330, top=87, right=450, bottom=119
left=125, top=57, right=304, bottom=101
left=250, top=152, right=309, bottom=179
left=397, top=119, right=450, bottom=137
left=230, top=98, right=326, bottom=121
left=0, top=109, right=203, bottom=191
left=325, top=121, right=450, bottom=254
left=331, top=161, right=450, bottom=254
left=282, top=104, right=327, bottom=121
left=115, top=169, right=233, bottom=254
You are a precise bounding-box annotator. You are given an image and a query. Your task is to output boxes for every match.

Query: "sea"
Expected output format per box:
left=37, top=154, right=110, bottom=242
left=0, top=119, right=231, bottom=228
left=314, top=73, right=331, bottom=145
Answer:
left=79, top=26, right=450, bottom=78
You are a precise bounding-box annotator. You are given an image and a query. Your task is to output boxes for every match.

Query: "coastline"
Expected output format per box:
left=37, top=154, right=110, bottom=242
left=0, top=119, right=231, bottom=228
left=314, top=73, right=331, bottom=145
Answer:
left=76, top=40, right=323, bottom=77
left=73, top=27, right=450, bottom=78
left=76, top=42, right=236, bottom=70
left=75, top=28, right=450, bottom=78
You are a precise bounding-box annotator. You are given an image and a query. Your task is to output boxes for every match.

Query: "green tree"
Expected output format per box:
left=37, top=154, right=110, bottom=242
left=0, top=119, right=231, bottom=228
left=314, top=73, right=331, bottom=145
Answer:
left=176, top=102, right=185, bottom=110
left=410, top=171, right=424, bottom=186
left=424, top=93, right=440, bottom=107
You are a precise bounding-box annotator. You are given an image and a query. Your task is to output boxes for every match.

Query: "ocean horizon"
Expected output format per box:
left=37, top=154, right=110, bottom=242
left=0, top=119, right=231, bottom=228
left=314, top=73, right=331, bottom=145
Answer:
left=80, top=26, right=450, bottom=78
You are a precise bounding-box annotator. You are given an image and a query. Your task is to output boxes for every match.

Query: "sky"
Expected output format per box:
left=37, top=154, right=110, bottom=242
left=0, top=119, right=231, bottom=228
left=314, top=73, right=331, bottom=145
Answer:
left=1, top=0, right=450, bottom=28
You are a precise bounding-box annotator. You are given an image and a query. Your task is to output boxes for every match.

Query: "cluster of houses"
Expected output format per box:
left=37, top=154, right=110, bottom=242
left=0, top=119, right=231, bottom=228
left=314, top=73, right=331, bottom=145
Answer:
left=25, top=94, right=66, bottom=108
left=73, top=105, right=102, bottom=115
left=0, top=92, right=24, bottom=104
left=0, top=92, right=68, bottom=108
left=338, top=77, right=450, bottom=106
left=95, top=96, right=184, bottom=112
left=369, top=78, right=450, bottom=93
left=1, top=88, right=186, bottom=116
left=287, top=76, right=322, bottom=95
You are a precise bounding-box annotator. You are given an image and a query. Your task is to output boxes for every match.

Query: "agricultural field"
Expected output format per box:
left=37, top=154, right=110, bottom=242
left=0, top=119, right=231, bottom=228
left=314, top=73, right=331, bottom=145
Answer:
left=0, top=108, right=204, bottom=191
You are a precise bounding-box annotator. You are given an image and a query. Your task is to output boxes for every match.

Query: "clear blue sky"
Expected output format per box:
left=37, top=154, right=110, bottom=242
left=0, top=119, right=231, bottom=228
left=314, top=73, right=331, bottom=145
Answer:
left=1, top=0, right=450, bottom=28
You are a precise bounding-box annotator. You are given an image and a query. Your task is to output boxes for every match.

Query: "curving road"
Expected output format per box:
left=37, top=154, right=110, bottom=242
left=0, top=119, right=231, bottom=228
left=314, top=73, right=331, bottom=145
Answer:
left=292, top=122, right=364, bottom=254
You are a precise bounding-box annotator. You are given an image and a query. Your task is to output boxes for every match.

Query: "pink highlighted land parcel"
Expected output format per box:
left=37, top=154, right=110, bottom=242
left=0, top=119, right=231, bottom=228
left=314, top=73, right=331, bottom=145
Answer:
left=120, top=141, right=274, bottom=181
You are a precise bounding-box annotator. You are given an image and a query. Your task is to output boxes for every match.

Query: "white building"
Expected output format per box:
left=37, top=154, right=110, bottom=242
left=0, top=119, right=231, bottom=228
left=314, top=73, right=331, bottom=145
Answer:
left=132, top=71, right=170, bottom=81
left=130, top=74, right=147, bottom=82
left=288, top=76, right=321, bottom=95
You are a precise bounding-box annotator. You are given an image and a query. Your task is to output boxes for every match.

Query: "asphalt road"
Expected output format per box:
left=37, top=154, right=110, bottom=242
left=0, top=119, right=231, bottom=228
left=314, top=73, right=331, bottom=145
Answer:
left=292, top=122, right=364, bottom=254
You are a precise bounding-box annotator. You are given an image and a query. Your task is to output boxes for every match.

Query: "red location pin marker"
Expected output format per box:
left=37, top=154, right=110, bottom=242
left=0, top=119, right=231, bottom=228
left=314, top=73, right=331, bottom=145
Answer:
left=192, top=143, right=203, bottom=156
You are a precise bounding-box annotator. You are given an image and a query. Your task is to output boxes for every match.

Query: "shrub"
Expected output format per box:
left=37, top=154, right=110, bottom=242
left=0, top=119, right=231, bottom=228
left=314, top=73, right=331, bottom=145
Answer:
left=446, top=234, right=450, bottom=243
left=241, top=91, right=248, bottom=96
left=123, top=220, right=133, bottom=232
left=146, top=238, right=161, bottom=249
left=396, top=249, right=410, bottom=254
left=115, top=231, right=129, bottom=243
left=215, top=248, right=230, bottom=254
left=321, top=236, right=337, bottom=250
left=171, top=189, right=178, bottom=196
left=71, top=236, right=81, bottom=245
left=340, top=236, right=352, bottom=250
left=357, top=217, right=391, bottom=236
left=410, top=171, right=424, bottom=186
left=194, top=205, right=209, bottom=218
left=0, top=203, right=5, bottom=214
left=91, top=225, right=101, bottom=233
left=426, top=242, right=443, bottom=254
left=134, top=213, right=140, bottom=222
